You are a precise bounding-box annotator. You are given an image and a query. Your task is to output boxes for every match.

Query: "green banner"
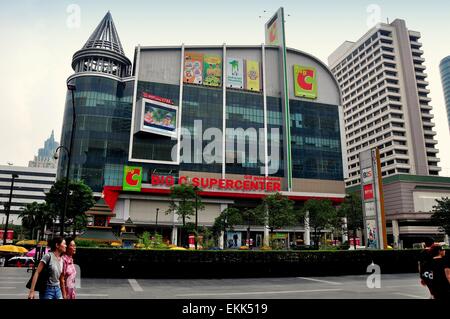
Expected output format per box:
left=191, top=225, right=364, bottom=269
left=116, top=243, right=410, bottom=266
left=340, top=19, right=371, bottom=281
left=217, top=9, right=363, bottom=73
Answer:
left=294, top=65, right=318, bottom=99
left=123, top=166, right=142, bottom=191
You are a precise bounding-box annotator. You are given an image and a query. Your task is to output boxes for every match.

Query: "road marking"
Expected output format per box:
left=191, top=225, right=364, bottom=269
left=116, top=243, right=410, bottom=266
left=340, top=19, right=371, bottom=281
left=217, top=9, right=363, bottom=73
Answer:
left=77, top=294, right=109, bottom=297
left=0, top=287, right=15, bottom=289
left=128, top=279, right=143, bottom=292
left=0, top=281, right=25, bottom=284
left=0, top=293, right=28, bottom=296
left=382, top=285, right=419, bottom=288
left=176, top=288, right=343, bottom=297
left=393, top=292, right=427, bottom=299
left=297, top=277, right=342, bottom=285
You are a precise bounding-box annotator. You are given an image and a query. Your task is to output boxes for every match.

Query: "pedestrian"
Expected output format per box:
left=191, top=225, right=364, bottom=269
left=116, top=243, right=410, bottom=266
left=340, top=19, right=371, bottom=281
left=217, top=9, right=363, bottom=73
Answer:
left=427, top=244, right=450, bottom=299
left=61, top=237, right=77, bottom=299
left=27, top=237, right=66, bottom=299
left=418, top=237, right=434, bottom=297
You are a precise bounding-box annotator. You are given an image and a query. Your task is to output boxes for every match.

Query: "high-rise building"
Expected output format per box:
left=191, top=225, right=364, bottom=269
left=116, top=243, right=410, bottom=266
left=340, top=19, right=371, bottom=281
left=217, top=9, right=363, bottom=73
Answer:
left=329, top=19, right=440, bottom=188
left=58, top=12, right=347, bottom=246
left=439, top=55, right=450, bottom=132
left=28, top=130, right=59, bottom=169
left=0, top=165, right=56, bottom=226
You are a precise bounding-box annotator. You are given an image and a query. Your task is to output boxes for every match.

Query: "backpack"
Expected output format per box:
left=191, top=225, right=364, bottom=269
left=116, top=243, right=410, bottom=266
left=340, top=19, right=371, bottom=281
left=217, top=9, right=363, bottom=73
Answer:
left=26, top=254, right=52, bottom=292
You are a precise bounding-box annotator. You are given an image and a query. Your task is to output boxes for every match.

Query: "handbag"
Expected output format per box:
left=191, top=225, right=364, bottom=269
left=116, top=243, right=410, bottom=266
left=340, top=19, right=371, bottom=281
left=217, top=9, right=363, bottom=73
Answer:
left=26, top=255, right=51, bottom=292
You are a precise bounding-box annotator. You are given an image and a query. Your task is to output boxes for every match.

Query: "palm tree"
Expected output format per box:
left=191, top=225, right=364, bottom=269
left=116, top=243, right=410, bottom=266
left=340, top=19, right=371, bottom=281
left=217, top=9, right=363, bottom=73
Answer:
left=19, top=202, right=55, bottom=240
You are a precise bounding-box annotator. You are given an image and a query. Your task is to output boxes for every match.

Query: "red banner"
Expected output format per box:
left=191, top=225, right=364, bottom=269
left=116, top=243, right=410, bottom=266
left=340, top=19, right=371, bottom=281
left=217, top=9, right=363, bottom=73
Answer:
left=363, top=184, right=374, bottom=200
left=142, top=92, right=174, bottom=105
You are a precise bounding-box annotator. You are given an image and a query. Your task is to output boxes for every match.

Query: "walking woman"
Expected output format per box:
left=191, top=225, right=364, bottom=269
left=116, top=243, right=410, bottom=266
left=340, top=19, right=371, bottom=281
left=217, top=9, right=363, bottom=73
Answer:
left=61, top=237, right=77, bottom=299
left=27, top=237, right=66, bottom=299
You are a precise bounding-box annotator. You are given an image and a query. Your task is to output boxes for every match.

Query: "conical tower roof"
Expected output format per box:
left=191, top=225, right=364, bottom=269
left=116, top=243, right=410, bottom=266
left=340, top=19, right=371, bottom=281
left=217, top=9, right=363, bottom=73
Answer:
left=71, top=12, right=131, bottom=77
left=82, top=11, right=125, bottom=55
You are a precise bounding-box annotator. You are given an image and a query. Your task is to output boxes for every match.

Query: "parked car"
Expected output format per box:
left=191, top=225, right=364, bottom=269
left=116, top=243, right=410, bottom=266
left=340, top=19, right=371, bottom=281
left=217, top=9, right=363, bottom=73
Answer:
left=5, top=256, right=34, bottom=267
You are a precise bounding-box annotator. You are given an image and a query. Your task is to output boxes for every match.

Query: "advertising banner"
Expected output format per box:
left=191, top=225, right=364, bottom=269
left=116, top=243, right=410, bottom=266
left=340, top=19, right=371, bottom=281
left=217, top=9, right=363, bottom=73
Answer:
left=245, top=60, right=260, bottom=92
left=141, top=99, right=177, bottom=138
left=364, top=201, right=376, bottom=217
left=123, top=166, right=142, bottom=192
left=183, top=52, right=203, bottom=84
left=203, top=55, right=222, bottom=87
left=362, top=167, right=373, bottom=184
left=265, top=10, right=281, bottom=45
left=363, top=184, right=374, bottom=200
left=226, top=58, right=244, bottom=89
left=365, top=219, right=379, bottom=249
left=294, top=65, right=318, bottom=99
left=226, top=231, right=242, bottom=249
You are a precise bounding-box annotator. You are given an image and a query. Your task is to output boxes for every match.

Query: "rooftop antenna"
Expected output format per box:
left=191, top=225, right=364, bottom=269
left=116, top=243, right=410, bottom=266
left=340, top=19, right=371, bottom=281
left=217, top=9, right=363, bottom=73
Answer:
left=387, top=17, right=390, bottom=24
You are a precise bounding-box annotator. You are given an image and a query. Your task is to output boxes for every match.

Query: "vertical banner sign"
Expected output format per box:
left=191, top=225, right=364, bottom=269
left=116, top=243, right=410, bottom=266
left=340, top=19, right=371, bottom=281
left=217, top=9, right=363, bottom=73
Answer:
left=183, top=52, right=203, bottom=84
left=123, top=166, right=142, bottom=191
left=245, top=60, right=260, bottom=92
left=265, top=7, right=292, bottom=191
left=293, top=65, right=318, bottom=99
left=226, top=58, right=244, bottom=89
left=203, top=55, right=222, bottom=87
left=359, top=148, right=387, bottom=249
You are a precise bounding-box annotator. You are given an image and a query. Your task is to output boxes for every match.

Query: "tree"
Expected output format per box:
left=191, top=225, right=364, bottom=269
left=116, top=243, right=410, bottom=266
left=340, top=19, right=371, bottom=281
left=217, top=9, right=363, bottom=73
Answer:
left=212, top=207, right=243, bottom=248
left=19, top=202, right=56, bottom=240
left=241, top=206, right=266, bottom=247
left=165, top=184, right=204, bottom=247
left=263, top=193, right=296, bottom=246
left=212, top=207, right=243, bottom=234
left=45, top=178, right=95, bottom=236
left=431, top=197, right=450, bottom=237
left=338, top=193, right=364, bottom=249
left=299, top=199, right=337, bottom=249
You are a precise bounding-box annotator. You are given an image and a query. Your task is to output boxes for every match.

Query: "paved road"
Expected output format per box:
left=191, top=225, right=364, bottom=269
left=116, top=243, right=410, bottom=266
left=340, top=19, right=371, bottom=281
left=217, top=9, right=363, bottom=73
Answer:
left=0, top=267, right=431, bottom=299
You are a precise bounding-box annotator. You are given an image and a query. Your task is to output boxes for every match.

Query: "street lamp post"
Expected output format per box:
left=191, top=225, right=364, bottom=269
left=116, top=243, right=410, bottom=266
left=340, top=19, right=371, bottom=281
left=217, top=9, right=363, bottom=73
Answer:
left=3, top=173, right=18, bottom=244
left=155, top=208, right=159, bottom=234
left=194, top=186, right=199, bottom=250
left=55, top=82, right=77, bottom=236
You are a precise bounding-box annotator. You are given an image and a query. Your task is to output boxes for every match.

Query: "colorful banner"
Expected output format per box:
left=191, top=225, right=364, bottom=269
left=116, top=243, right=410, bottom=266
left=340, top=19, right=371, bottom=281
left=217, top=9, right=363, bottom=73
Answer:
left=226, top=58, right=244, bottom=89
left=294, top=65, right=318, bottom=99
left=265, top=10, right=281, bottom=45
left=245, top=60, right=260, bottom=92
left=203, top=55, right=222, bottom=87
left=366, top=219, right=379, bottom=249
left=123, top=166, right=142, bottom=192
left=183, top=52, right=203, bottom=84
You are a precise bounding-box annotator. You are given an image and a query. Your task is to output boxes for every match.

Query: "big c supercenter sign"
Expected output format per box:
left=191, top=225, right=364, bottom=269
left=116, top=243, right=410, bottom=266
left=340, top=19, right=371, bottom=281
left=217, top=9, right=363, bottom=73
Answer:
left=123, top=166, right=143, bottom=191
left=294, top=65, right=317, bottom=99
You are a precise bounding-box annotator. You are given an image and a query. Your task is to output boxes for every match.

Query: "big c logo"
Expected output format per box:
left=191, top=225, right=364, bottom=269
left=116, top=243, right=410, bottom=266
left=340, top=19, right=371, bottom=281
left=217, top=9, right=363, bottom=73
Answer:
left=123, top=166, right=142, bottom=191
left=294, top=65, right=317, bottom=99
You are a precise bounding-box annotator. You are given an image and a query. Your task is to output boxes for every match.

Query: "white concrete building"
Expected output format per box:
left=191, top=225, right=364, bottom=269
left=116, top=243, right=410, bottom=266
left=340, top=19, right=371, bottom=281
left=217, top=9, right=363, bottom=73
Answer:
left=328, top=19, right=440, bottom=187
left=0, top=165, right=56, bottom=225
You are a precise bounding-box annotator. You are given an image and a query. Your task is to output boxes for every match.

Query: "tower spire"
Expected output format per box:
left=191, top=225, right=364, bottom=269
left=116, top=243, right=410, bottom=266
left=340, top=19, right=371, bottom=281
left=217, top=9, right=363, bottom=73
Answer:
left=71, top=12, right=131, bottom=77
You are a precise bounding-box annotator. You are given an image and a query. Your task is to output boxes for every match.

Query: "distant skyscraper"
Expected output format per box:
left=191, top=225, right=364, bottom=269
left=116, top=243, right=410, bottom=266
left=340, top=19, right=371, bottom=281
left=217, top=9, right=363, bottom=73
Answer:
left=329, top=19, right=441, bottom=187
left=439, top=56, right=450, bottom=132
left=28, top=130, right=59, bottom=168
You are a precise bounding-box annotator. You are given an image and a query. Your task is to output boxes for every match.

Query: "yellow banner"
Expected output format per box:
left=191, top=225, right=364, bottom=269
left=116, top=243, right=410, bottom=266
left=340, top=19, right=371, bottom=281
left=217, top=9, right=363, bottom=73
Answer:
left=246, top=60, right=260, bottom=92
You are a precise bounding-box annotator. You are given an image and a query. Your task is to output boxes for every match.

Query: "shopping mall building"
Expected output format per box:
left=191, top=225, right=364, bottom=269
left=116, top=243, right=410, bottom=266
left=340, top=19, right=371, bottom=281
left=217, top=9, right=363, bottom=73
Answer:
left=58, top=12, right=346, bottom=247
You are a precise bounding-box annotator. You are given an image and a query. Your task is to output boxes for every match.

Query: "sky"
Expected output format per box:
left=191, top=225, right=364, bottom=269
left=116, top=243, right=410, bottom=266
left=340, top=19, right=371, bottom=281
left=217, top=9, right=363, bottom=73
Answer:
left=0, top=0, right=449, bottom=175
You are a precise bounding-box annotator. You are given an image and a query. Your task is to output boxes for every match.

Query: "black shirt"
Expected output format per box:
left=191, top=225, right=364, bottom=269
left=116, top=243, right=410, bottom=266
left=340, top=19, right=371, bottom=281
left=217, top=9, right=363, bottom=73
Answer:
left=430, top=257, right=450, bottom=299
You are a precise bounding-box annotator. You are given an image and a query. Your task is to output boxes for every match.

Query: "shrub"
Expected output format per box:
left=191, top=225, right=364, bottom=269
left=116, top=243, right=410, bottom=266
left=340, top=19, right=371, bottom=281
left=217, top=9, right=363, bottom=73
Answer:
left=75, top=240, right=99, bottom=248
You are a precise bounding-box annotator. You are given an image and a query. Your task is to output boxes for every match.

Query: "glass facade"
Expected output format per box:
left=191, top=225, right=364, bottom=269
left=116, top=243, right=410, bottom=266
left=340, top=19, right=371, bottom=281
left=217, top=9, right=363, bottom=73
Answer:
left=59, top=77, right=342, bottom=192
left=440, top=56, right=450, bottom=129
left=58, top=76, right=167, bottom=192
left=226, top=90, right=264, bottom=176
left=290, top=100, right=343, bottom=180
left=131, top=81, right=180, bottom=162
